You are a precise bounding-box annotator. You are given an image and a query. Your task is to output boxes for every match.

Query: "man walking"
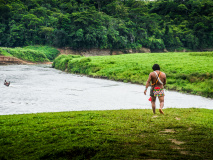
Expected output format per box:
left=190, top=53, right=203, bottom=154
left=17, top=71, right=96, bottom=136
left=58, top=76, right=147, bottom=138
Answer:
left=144, top=64, right=166, bottom=114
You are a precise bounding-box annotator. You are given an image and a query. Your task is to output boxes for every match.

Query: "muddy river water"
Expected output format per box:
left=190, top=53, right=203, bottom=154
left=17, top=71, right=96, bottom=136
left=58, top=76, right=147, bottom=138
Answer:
left=0, top=64, right=212, bottom=115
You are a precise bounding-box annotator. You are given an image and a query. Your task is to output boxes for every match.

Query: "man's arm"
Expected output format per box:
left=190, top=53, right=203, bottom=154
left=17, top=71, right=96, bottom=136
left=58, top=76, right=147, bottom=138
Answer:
left=144, top=73, right=152, bottom=95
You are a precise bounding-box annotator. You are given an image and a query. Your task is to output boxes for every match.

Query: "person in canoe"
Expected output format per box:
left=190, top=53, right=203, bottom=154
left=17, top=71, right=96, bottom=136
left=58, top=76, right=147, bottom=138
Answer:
left=4, top=80, right=10, bottom=87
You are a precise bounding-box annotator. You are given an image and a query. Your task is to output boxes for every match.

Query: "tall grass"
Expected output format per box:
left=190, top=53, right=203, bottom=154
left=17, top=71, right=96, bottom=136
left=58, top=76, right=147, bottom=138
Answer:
left=0, top=46, right=59, bottom=62
left=53, top=52, right=213, bottom=98
left=0, top=47, right=13, bottom=57
left=0, top=109, right=212, bottom=160
left=52, top=54, right=81, bottom=70
left=0, top=47, right=49, bottom=62
left=24, top=46, right=60, bottom=61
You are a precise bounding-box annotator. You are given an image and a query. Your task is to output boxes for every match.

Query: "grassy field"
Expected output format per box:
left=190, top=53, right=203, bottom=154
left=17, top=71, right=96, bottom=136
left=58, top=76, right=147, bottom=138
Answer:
left=53, top=52, right=213, bottom=98
left=0, top=109, right=212, bottom=160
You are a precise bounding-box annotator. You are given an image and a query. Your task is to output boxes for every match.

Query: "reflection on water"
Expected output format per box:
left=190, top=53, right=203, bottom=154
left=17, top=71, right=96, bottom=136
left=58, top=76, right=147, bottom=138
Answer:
left=0, top=64, right=212, bottom=115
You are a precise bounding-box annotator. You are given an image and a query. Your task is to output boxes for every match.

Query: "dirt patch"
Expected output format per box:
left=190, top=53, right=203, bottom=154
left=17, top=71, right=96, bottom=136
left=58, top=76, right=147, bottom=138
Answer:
left=0, top=56, right=51, bottom=65
left=147, top=150, right=159, bottom=152
left=58, top=48, right=113, bottom=56
left=170, top=145, right=183, bottom=150
left=160, top=129, right=175, bottom=133
left=0, top=56, right=30, bottom=65
left=152, top=115, right=158, bottom=118
left=170, top=145, right=190, bottom=155
left=168, top=139, right=185, bottom=145
left=180, top=151, right=190, bottom=155
left=57, top=47, right=151, bottom=57
left=188, top=127, right=193, bottom=131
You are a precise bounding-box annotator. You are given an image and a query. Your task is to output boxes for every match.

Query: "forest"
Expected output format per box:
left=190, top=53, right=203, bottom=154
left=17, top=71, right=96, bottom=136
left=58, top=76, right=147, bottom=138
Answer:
left=0, top=0, right=212, bottom=51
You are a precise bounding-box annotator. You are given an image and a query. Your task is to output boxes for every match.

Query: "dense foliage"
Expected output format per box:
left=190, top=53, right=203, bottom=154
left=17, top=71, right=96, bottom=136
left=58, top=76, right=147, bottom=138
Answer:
left=0, top=0, right=212, bottom=51
left=24, top=46, right=60, bottom=61
left=53, top=52, right=213, bottom=98
left=0, top=47, right=49, bottom=62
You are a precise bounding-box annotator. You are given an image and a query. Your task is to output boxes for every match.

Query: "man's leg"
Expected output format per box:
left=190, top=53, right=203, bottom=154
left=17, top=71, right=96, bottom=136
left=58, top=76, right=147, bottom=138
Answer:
left=158, top=96, right=164, bottom=114
left=151, top=96, right=156, bottom=114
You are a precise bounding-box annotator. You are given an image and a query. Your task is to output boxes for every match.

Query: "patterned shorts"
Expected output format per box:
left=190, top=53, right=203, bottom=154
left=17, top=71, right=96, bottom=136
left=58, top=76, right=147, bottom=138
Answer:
left=153, top=89, right=165, bottom=97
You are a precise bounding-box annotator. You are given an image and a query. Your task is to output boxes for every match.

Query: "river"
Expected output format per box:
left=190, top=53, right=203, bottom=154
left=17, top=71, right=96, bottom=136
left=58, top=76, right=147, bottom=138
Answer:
left=0, top=64, right=212, bottom=115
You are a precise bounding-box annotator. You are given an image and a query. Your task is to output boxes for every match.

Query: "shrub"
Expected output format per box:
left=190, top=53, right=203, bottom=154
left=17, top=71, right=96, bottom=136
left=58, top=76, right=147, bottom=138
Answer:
left=8, top=48, right=49, bottom=62
left=24, top=46, right=60, bottom=61
left=53, top=54, right=83, bottom=71
left=80, top=58, right=91, bottom=63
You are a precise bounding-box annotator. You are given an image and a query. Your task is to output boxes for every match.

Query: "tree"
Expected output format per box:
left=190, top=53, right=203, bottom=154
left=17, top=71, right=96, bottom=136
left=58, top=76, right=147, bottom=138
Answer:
left=0, top=23, right=7, bottom=46
left=39, top=26, right=54, bottom=44
left=52, top=29, right=68, bottom=47
left=6, top=20, right=25, bottom=47
left=0, top=3, right=10, bottom=24
left=0, top=0, right=212, bottom=50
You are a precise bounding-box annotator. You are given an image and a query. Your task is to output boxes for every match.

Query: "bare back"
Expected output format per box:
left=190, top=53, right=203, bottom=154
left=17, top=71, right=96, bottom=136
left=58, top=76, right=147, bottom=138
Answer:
left=147, top=70, right=166, bottom=89
left=144, top=66, right=166, bottom=114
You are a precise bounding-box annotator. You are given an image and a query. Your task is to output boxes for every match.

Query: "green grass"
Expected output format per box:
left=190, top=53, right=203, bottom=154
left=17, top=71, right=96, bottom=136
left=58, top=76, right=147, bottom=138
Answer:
left=53, top=52, right=213, bottom=98
left=0, top=109, right=212, bottom=160
left=0, top=47, right=13, bottom=57
left=24, top=46, right=60, bottom=61
left=0, top=46, right=59, bottom=62
left=0, top=47, right=49, bottom=62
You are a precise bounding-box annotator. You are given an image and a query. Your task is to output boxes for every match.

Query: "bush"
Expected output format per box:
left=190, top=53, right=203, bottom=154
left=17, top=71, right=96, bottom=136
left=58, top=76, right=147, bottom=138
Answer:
left=24, top=46, right=60, bottom=61
left=8, top=48, right=49, bottom=62
left=0, top=48, right=13, bottom=57
left=80, top=58, right=91, bottom=63
left=53, top=54, right=82, bottom=71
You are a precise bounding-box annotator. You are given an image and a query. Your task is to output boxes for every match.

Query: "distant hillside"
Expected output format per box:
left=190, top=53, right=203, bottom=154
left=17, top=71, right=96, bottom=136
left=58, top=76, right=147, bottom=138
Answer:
left=0, top=0, right=212, bottom=51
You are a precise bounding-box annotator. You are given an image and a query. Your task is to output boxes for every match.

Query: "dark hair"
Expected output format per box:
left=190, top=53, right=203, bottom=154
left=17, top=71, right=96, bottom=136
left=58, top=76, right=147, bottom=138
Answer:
left=152, top=64, right=160, bottom=71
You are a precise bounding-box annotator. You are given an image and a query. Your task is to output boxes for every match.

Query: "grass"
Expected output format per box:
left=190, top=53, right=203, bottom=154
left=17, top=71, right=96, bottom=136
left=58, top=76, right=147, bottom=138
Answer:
left=24, top=46, right=60, bottom=61
left=53, top=52, right=213, bottom=98
left=0, top=46, right=59, bottom=62
left=0, top=109, right=212, bottom=160
left=0, top=47, right=49, bottom=62
left=0, top=48, right=13, bottom=57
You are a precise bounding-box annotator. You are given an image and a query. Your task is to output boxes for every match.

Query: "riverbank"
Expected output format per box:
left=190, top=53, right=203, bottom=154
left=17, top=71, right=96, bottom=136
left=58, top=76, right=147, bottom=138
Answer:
left=53, top=52, right=213, bottom=98
left=0, top=46, right=59, bottom=64
left=0, top=108, right=212, bottom=159
left=0, top=55, right=53, bottom=65
left=0, top=56, right=33, bottom=65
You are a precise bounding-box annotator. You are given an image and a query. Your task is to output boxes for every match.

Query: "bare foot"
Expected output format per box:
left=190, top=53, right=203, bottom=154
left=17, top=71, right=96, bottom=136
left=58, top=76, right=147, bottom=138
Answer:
left=159, top=108, right=164, bottom=115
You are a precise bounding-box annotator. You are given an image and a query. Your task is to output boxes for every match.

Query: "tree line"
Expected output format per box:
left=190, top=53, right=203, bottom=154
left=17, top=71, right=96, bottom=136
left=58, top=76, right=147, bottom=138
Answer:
left=0, top=0, right=212, bottom=51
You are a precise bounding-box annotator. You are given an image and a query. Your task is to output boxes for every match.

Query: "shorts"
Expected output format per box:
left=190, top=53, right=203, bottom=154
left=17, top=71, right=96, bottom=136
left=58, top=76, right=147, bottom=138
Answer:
left=153, top=88, right=165, bottom=97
